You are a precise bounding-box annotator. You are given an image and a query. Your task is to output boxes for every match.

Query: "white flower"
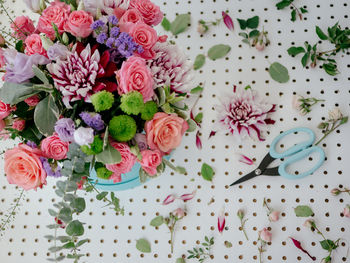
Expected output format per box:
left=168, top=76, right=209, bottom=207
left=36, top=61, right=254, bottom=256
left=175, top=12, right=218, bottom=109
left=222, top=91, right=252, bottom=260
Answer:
left=292, top=94, right=306, bottom=115
left=74, top=127, right=94, bottom=146
left=23, top=0, right=41, bottom=13
left=328, top=108, right=343, bottom=121
left=83, top=0, right=129, bottom=17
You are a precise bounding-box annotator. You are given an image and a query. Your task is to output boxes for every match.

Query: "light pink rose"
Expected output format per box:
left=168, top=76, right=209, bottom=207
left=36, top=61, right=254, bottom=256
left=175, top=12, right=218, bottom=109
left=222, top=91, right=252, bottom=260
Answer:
left=41, top=133, right=69, bottom=160
left=258, top=228, right=272, bottom=243
left=106, top=141, right=137, bottom=182
left=64, top=10, right=93, bottom=38
left=12, top=119, right=25, bottom=131
left=343, top=205, right=350, bottom=218
left=0, top=100, right=12, bottom=119
left=129, top=0, right=163, bottom=26
left=25, top=34, right=47, bottom=57
left=24, top=95, right=40, bottom=106
left=269, top=211, right=280, bottom=222
left=0, top=119, right=5, bottom=131
left=145, top=112, right=189, bottom=153
left=116, top=56, right=154, bottom=101
left=172, top=208, right=185, bottom=219
left=37, top=1, right=70, bottom=40
left=128, top=22, right=158, bottom=59
left=5, top=144, right=47, bottom=191
left=139, top=149, right=162, bottom=176
left=10, top=16, right=35, bottom=41
left=120, top=8, right=144, bottom=24
left=0, top=48, right=5, bottom=68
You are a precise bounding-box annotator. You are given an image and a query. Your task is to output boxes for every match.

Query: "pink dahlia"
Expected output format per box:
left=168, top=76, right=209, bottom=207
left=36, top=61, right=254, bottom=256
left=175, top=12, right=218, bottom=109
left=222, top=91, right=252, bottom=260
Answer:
left=216, top=87, right=276, bottom=141
left=146, top=42, right=194, bottom=93
left=47, top=43, right=117, bottom=107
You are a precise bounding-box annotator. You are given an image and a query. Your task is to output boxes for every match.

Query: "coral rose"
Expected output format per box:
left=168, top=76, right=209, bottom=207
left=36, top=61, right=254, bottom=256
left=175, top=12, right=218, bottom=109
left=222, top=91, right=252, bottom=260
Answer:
left=10, top=16, right=35, bottom=41
left=116, top=56, right=154, bottom=101
left=139, top=149, right=162, bottom=176
left=0, top=100, right=12, bottom=119
left=129, top=22, right=158, bottom=59
left=25, top=34, right=47, bottom=57
left=119, top=8, right=144, bottom=24
left=145, top=112, right=189, bottom=153
left=64, top=10, right=93, bottom=38
left=41, top=133, right=69, bottom=160
left=5, top=144, right=47, bottom=190
left=129, top=0, right=163, bottom=26
left=12, top=119, right=25, bottom=131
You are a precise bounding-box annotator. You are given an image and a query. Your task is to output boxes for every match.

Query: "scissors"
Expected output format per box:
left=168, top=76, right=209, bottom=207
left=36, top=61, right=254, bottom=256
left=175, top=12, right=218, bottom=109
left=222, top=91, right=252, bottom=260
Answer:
left=230, top=127, right=325, bottom=186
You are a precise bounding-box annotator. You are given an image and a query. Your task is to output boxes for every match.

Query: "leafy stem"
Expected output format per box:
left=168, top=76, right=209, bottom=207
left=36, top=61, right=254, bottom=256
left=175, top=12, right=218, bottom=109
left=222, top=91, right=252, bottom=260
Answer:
left=0, top=189, right=24, bottom=236
left=0, top=0, right=28, bottom=38
left=187, top=236, right=214, bottom=262
left=316, top=120, right=345, bottom=146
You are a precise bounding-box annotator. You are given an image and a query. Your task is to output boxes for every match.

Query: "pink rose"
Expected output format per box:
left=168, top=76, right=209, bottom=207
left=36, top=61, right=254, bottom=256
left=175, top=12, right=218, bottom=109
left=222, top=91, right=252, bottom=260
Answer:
left=268, top=211, right=280, bottom=222
left=12, top=119, right=25, bottom=131
left=64, top=10, right=93, bottom=38
left=37, top=1, right=70, bottom=40
left=116, top=56, right=154, bottom=101
left=5, top=144, right=47, bottom=190
left=106, top=141, right=137, bottom=182
left=0, top=100, right=12, bottom=119
left=129, top=0, right=163, bottom=26
left=41, top=133, right=69, bottom=160
left=25, top=34, right=47, bottom=57
left=344, top=205, right=350, bottom=218
left=145, top=112, right=189, bottom=153
left=24, top=95, right=40, bottom=106
left=139, top=149, right=162, bottom=176
left=129, top=22, right=158, bottom=59
left=10, top=16, right=35, bottom=41
left=172, top=208, right=185, bottom=219
left=258, top=228, right=272, bottom=243
left=0, top=119, right=5, bottom=131
left=0, top=48, right=5, bottom=68
left=119, top=8, right=144, bottom=24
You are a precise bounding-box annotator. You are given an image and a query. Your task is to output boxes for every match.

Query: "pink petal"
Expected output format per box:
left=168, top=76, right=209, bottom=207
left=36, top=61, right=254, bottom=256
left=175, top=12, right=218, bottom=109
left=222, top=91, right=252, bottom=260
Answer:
left=162, top=194, right=176, bottom=205
left=196, top=131, right=202, bottom=150
left=217, top=207, right=226, bottom=233
left=222, top=11, right=234, bottom=31
left=237, top=153, right=254, bottom=165
left=208, top=130, right=217, bottom=139
left=179, top=190, right=196, bottom=202
left=290, top=237, right=316, bottom=261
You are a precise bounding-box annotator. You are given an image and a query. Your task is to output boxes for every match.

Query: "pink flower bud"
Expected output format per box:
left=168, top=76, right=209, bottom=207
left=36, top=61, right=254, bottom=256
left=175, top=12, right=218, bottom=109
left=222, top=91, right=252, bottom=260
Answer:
left=179, top=190, right=196, bottom=202
left=172, top=208, right=185, bottom=219
left=268, top=211, right=280, bottom=222
left=12, top=119, right=25, bottom=131
left=197, top=23, right=207, bottom=34
left=217, top=207, right=226, bottom=233
left=196, top=131, right=202, bottom=150
left=162, top=194, right=176, bottom=205
left=258, top=228, right=272, bottom=243
left=236, top=153, right=254, bottom=165
left=343, top=205, right=350, bottom=218
left=222, top=11, right=234, bottom=31
left=24, top=95, right=40, bottom=107
left=255, top=42, right=265, bottom=51
left=331, top=188, right=341, bottom=196
left=303, top=219, right=315, bottom=229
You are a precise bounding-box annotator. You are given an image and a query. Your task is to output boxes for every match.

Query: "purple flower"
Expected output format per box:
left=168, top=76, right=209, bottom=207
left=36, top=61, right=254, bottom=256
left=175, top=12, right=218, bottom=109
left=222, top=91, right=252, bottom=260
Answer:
left=47, top=43, right=69, bottom=61
left=74, top=127, right=94, bottom=146
left=108, top=15, right=119, bottom=25
left=110, top=27, right=120, bottom=38
left=54, top=118, right=75, bottom=142
left=106, top=37, right=115, bottom=48
left=134, top=133, right=147, bottom=151
left=91, top=20, right=106, bottom=30
left=40, top=157, right=62, bottom=177
left=26, top=141, right=37, bottom=148
left=96, top=32, right=108, bottom=44
left=79, top=112, right=105, bottom=131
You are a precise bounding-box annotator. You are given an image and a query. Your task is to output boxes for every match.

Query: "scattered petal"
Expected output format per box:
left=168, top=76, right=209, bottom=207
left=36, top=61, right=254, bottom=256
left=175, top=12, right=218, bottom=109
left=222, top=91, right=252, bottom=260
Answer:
left=208, top=130, right=217, bottom=139
left=237, top=153, right=254, bottom=165
left=162, top=194, right=176, bottom=205
left=196, top=131, right=202, bottom=150
left=179, top=190, right=197, bottom=202
left=222, top=11, right=234, bottom=31
left=217, top=207, right=226, bottom=233
left=290, top=237, right=316, bottom=261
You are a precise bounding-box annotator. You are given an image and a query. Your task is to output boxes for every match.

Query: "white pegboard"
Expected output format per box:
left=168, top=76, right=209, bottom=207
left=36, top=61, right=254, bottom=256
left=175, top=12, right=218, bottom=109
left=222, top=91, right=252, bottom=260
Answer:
left=0, top=0, right=350, bottom=262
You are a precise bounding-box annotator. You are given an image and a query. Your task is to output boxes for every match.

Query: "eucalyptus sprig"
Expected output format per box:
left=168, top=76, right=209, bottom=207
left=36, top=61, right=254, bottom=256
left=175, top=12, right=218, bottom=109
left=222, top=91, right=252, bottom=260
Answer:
left=288, top=23, right=350, bottom=75
left=187, top=236, right=214, bottom=262
left=275, top=0, right=308, bottom=22
left=237, top=16, right=270, bottom=50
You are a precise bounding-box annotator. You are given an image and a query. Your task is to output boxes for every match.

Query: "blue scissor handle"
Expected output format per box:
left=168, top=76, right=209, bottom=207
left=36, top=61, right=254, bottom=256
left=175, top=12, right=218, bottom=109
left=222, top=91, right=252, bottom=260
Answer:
left=278, top=146, right=325, bottom=179
left=270, top=127, right=316, bottom=159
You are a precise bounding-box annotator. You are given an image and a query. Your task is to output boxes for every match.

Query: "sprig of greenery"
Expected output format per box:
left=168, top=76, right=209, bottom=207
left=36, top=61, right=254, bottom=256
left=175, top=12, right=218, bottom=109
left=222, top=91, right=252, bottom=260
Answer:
left=237, top=210, right=249, bottom=240
left=187, top=236, right=214, bottom=262
left=275, top=0, right=308, bottom=22
left=237, top=16, right=270, bottom=49
left=288, top=23, right=350, bottom=75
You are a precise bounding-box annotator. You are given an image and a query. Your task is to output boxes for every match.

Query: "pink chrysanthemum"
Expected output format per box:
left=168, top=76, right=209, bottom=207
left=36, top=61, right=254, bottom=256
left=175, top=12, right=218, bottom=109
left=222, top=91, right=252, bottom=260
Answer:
left=216, top=87, right=276, bottom=141
left=146, top=42, right=194, bottom=93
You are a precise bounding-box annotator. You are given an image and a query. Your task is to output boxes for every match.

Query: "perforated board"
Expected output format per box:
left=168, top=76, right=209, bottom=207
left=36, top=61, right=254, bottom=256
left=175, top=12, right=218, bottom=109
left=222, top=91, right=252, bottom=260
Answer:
left=0, top=0, right=350, bottom=262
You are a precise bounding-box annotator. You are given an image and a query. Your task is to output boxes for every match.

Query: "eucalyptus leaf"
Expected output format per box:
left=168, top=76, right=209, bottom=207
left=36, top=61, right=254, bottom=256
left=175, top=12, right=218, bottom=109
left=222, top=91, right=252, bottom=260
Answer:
left=294, top=205, right=314, bottom=217
left=194, top=54, right=206, bottom=70
left=201, top=163, right=214, bottom=182
left=170, top=14, right=191, bottom=35
left=208, top=44, right=231, bottom=60
left=136, top=238, right=151, bottom=253
left=32, top=65, right=49, bottom=84
left=96, top=142, right=122, bottom=164
left=150, top=216, right=164, bottom=227
left=71, top=198, right=86, bottom=213
left=34, top=95, right=60, bottom=137
left=58, top=207, right=72, bottom=223
left=66, top=220, right=84, bottom=236
left=0, top=82, right=39, bottom=105
left=161, top=17, right=171, bottom=31
left=269, top=62, right=290, bottom=83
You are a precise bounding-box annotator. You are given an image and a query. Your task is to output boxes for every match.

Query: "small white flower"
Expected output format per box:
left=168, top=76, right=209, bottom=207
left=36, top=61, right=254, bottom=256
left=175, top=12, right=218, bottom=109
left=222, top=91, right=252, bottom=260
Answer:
left=74, top=127, right=94, bottom=146
left=328, top=108, right=342, bottom=121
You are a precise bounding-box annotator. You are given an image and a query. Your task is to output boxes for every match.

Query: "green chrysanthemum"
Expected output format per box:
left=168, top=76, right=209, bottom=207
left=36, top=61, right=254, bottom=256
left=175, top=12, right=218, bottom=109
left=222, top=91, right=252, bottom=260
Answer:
left=120, top=91, right=144, bottom=115
left=96, top=167, right=113, bottom=180
left=141, top=101, right=158, bottom=120
left=109, top=115, right=137, bottom=142
left=81, top=136, right=104, bottom=155
left=91, top=91, right=114, bottom=112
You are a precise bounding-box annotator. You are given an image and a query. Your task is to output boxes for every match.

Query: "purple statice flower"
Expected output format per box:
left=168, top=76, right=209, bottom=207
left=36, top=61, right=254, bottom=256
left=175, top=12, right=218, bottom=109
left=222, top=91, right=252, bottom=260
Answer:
left=110, top=27, right=120, bottom=38
left=108, top=48, right=124, bottom=65
left=108, top=15, right=119, bottom=25
left=106, top=37, right=115, bottom=48
left=47, top=43, right=70, bottom=61
left=91, top=20, right=106, bottom=30
left=115, top=32, right=140, bottom=58
left=96, top=32, right=108, bottom=44
left=54, top=118, right=75, bottom=142
left=26, top=141, right=37, bottom=149
left=79, top=112, right=105, bottom=131
left=40, top=157, right=62, bottom=178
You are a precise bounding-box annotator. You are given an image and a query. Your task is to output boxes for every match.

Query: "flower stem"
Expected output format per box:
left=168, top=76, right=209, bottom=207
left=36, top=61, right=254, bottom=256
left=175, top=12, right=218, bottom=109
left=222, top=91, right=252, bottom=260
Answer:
left=242, top=227, right=249, bottom=241
left=315, top=122, right=342, bottom=146
left=291, top=3, right=303, bottom=20
left=0, top=189, right=24, bottom=234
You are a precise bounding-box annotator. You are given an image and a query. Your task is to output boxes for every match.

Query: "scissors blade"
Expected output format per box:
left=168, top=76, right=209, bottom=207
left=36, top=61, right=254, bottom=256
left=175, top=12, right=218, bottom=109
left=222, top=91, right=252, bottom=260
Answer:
left=230, top=171, right=258, bottom=186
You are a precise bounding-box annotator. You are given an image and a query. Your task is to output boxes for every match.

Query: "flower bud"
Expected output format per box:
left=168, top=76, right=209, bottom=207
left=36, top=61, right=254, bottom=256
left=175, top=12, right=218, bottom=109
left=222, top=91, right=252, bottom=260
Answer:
left=303, top=219, right=316, bottom=231
left=217, top=207, right=226, bottom=233
left=197, top=23, right=208, bottom=34
left=331, top=188, right=341, bottom=196
left=179, top=190, right=196, bottom=202
left=172, top=208, right=185, bottom=219
left=237, top=209, right=244, bottom=220
left=328, top=108, right=343, bottom=121
left=40, top=34, right=54, bottom=51
left=62, top=33, right=69, bottom=45
left=310, top=61, right=317, bottom=68
left=268, top=211, right=280, bottom=222
left=343, top=205, right=350, bottom=218
left=255, top=42, right=265, bottom=51
left=258, top=228, right=272, bottom=243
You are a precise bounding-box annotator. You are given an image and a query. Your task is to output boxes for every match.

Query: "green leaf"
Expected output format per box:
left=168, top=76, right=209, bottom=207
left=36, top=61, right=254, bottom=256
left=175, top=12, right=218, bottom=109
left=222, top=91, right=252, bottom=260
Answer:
left=316, top=26, right=328, bottom=40
left=190, top=86, right=204, bottom=94
left=194, top=112, right=203, bottom=123
left=136, top=238, right=151, bottom=253
left=96, top=192, right=108, bottom=201
left=15, top=40, right=24, bottom=52
left=71, top=198, right=86, bottom=213
left=323, top=63, right=338, bottom=76
left=150, top=216, right=164, bottom=227
left=58, top=207, right=72, bottom=223
left=170, top=14, right=191, bottom=35
left=237, top=19, right=247, bottom=30
left=246, top=16, right=259, bottom=29
left=294, top=205, right=314, bottom=217
left=320, top=240, right=337, bottom=252
left=300, top=7, right=308, bottom=13
left=187, top=119, right=197, bottom=132
left=161, top=17, right=171, bottom=31
left=76, top=239, right=89, bottom=247
left=66, top=220, right=84, bottom=237
left=32, top=65, right=49, bottom=84
left=201, top=163, right=214, bottom=182
left=48, top=209, right=58, bottom=217
left=249, top=29, right=260, bottom=38
left=96, top=142, right=122, bottom=164
left=291, top=9, right=296, bottom=22
left=287, top=46, right=306, bottom=56
left=0, top=82, right=39, bottom=105
left=62, top=242, right=75, bottom=249
left=224, top=241, right=233, bottom=248
left=269, top=62, right=290, bottom=83
left=34, top=95, right=60, bottom=137
left=194, top=54, right=206, bottom=70
left=276, top=0, right=292, bottom=9
left=301, top=52, right=310, bottom=67
left=238, top=32, right=248, bottom=38
left=49, top=246, right=63, bottom=253
left=340, top=116, right=348, bottom=124
left=176, top=258, right=186, bottom=263
left=208, top=44, right=231, bottom=60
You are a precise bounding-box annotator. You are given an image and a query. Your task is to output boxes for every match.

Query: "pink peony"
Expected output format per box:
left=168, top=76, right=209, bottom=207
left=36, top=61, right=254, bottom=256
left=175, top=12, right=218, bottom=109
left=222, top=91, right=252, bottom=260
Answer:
left=12, top=119, right=25, bottom=131
left=25, top=34, right=47, bottom=57
left=129, top=0, right=163, bottom=26
left=343, top=205, right=350, bottom=218
left=259, top=228, right=272, bottom=243
left=37, top=1, right=70, bottom=40
left=24, top=95, right=40, bottom=106
left=139, top=149, right=162, bottom=176
left=269, top=211, right=280, bottom=222
left=119, top=8, right=144, bottom=24
left=116, top=56, right=154, bottom=101
left=145, top=112, right=189, bottom=153
left=106, top=141, right=137, bottom=182
left=64, top=10, right=94, bottom=38
left=10, top=16, right=35, bottom=41
left=0, top=100, right=12, bottom=119
left=41, top=133, right=69, bottom=160
left=0, top=48, right=5, bottom=68
left=5, top=144, right=47, bottom=190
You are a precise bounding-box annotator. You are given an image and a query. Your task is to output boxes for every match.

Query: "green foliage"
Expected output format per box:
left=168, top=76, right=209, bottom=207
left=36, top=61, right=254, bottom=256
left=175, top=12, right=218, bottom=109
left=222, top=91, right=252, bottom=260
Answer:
left=275, top=0, right=307, bottom=22
left=201, top=163, right=214, bottom=182
left=0, top=82, right=40, bottom=105
left=109, top=115, right=137, bottom=142
left=150, top=216, right=164, bottom=227
left=96, top=167, right=113, bottom=180
left=269, top=62, right=290, bottom=83
left=170, top=14, right=191, bottom=35
left=141, top=101, right=158, bottom=120
left=120, top=91, right=144, bottom=115
left=194, top=54, right=206, bottom=70
left=161, top=17, right=171, bottom=31
left=187, top=236, right=214, bottom=262
left=237, top=16, right=269, bottom=47
left=294, top=205, right=314, bottom=217
left=207, top=44, right=231, bottom=60
left=136, top=238, right=151, bottom=253
left=95, top=141, right=122, bottom=164
left=320, top=239, right=338, bottom=252
left=156, top=86, right=188, bottom=114
left=91, top=91, right=114, bottom=112
left=34, top=95, right=60, bottom=137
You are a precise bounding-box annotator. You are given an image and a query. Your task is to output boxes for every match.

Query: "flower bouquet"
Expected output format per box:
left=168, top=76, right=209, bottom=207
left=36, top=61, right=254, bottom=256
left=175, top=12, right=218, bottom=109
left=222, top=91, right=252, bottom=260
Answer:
left=0, top=0, right=195, bottom=259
